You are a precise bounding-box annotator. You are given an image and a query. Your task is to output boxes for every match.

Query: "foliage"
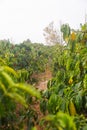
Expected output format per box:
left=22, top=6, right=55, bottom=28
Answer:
left=40, top=23, right=87, bottom=130
left=0, top=40, right=63, bottom=129
left=0, top=40, right=63, bottom=84
left=61, top=24, right=71, bottom=40
left=0, top=59, right=41, bottom=129
left=43, top=111, right=77, bottom=130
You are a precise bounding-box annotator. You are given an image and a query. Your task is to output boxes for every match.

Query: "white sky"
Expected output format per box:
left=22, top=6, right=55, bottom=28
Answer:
left=0, top=0, right=87, bottom=43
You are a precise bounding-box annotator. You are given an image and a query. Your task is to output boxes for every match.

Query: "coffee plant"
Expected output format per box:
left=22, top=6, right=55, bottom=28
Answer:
left=40, top=23, right=87, bottom=130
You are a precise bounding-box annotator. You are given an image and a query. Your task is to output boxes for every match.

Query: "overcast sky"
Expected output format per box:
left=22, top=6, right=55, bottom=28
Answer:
left=0, top=0, right=87, bottom=43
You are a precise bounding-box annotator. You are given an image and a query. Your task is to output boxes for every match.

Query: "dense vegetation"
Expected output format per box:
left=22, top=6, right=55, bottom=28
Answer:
left=0, top=23, right=87, bottom=130
left=40, top=23, right=87, bottom=130
left=0, top=40, right=61, bottom=129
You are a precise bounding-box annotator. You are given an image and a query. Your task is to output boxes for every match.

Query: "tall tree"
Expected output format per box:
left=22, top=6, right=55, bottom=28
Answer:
left=43, top=22, right=61, bottom=45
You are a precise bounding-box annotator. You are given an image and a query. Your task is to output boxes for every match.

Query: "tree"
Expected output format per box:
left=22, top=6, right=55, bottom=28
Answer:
left=43, top=22, right=61, bottom=45
left=23, top=38, right=31, bottom=43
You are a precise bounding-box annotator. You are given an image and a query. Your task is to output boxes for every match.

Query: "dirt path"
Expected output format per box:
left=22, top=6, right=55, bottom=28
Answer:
left=31, top=68, right=52, bottom=130
left=32, top=68, right=52, bottom=91
left=17, top=68, right=52, bottom=130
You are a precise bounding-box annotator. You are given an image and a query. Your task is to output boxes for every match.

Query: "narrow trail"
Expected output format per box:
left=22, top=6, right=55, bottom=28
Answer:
left=32, top=68, right=52, bottom=91
left=31, top=68, right=52, bottom=130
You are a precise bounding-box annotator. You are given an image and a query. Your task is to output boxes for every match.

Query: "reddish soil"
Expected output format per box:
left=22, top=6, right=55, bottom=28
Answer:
left=31, top=68, right=52, bottom=130
left=32, top=68, right=52, bottom=91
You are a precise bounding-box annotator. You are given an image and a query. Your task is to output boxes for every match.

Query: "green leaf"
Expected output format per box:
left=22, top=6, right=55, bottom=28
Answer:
left=0, top=71, right=15, bottom=86
left=0, top=81, right=7, bottom=94
left=3, top=66, right=18, bottom=77
left=7, top=93, right=28, bottom=108
left=15, top=83, right=41, bottom=99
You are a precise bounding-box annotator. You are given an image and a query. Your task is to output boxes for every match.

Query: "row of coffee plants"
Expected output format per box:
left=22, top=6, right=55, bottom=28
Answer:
left=40, top=23, right=87, bottom=130
left=0, top=40, right=63, bottom=129
left=0, top=58, right=41, bottom=129
left=0, top=41, right=62, bottom=84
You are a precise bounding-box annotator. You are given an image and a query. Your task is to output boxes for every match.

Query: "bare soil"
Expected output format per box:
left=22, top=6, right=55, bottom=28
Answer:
left=32, top=68, right=52, bottom=90
left=31, top=68, right=52, bottom=130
